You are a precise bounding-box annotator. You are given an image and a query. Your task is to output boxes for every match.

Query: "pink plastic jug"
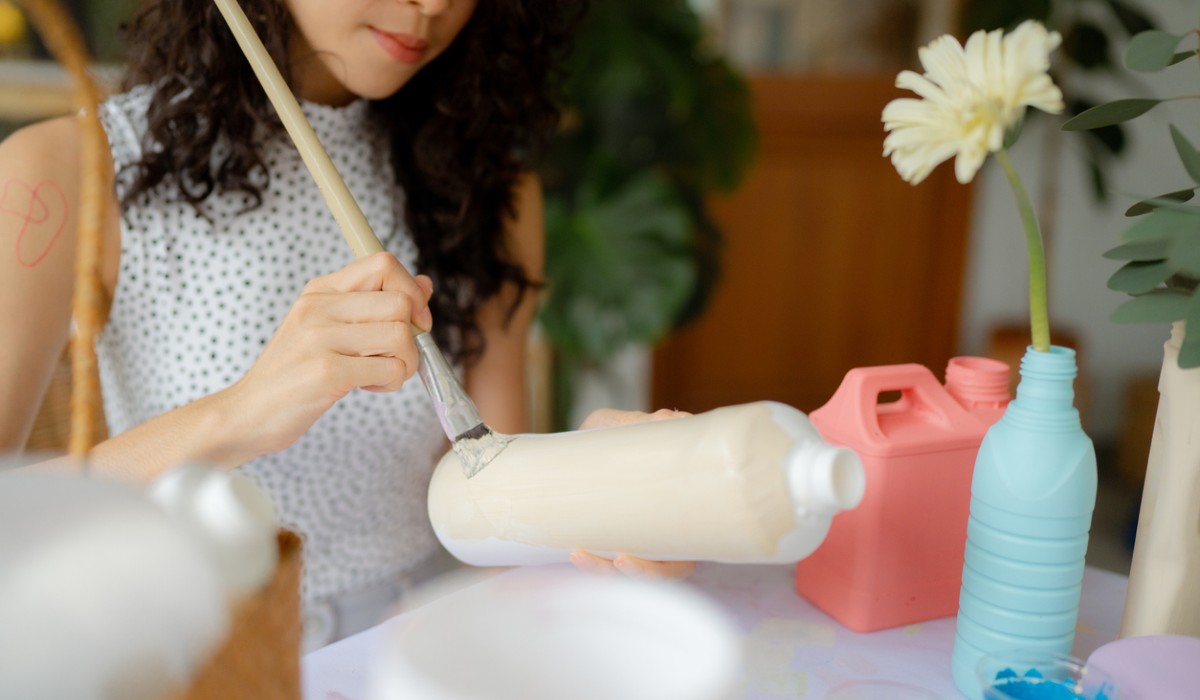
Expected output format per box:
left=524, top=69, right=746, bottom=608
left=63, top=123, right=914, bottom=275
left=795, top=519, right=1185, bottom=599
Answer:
left=796, top=357, right=1009, bottom=632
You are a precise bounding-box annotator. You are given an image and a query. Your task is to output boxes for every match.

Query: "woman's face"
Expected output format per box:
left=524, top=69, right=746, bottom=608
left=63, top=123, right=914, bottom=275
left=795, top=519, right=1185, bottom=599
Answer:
left=285, top=0, right=477, bottom=105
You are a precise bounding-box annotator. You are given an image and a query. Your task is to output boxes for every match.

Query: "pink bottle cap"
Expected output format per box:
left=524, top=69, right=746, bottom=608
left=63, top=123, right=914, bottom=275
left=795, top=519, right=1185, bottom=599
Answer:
left=945, top=356, right=1011, bottom=409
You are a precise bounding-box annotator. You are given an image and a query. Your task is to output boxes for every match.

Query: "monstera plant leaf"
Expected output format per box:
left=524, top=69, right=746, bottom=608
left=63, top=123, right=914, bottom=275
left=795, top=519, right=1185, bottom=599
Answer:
left=541, top=170, right=695, bottom=365
left=537, top=0, right=755, bottom=427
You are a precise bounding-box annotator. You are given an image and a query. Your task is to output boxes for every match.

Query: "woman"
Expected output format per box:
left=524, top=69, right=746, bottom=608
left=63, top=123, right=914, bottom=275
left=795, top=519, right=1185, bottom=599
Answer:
left=0, top=0, right=688, bottom=648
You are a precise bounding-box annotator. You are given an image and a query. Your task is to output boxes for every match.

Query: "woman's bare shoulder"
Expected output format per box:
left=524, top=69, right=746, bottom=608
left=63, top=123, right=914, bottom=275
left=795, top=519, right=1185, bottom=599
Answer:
left=2, top=113, right=80, bottom=151
left=0, top=115, right=83, bottom=182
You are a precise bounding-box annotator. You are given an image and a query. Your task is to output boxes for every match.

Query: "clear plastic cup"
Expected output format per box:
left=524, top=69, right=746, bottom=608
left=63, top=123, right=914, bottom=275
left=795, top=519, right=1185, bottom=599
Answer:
left=977, top=650, right=1121, bottom=700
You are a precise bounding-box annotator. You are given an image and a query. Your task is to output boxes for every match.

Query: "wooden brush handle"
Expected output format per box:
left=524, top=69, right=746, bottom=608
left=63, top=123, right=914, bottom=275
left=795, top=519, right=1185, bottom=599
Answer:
left=213, top=0, right=385, bottom=260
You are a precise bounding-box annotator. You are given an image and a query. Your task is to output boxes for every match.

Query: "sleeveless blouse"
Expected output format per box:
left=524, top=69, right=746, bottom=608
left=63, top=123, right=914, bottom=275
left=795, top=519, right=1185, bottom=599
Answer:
left=95, top=85, right=447, bottom=605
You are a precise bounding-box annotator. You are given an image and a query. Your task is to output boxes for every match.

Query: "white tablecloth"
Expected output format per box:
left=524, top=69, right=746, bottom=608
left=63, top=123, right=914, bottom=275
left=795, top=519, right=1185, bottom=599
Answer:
left=302, top=563, right=1128, bottom=700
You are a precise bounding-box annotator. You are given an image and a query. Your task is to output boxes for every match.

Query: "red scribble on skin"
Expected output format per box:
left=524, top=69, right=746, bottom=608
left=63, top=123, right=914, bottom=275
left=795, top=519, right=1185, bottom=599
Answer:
left=0, top=178, right=68, bottom=269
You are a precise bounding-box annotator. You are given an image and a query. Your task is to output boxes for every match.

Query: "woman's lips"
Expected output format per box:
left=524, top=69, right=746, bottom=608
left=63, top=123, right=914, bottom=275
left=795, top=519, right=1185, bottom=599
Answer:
left=371, top=29, right=427, bottom=64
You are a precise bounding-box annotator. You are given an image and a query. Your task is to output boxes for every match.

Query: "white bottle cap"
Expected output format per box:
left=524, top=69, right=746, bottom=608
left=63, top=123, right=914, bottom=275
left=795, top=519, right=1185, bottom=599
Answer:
left=786, top=441, right=865, bottom=518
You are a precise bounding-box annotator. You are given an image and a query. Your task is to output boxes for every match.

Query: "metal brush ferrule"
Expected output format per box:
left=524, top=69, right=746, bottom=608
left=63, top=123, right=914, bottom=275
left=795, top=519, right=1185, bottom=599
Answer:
left=414, top=331, right=483, bottom=442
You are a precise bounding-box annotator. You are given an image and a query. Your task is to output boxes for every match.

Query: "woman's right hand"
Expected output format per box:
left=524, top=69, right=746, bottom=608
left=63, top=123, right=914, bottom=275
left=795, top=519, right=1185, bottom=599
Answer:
left=221, top=251, right=433, bottom=458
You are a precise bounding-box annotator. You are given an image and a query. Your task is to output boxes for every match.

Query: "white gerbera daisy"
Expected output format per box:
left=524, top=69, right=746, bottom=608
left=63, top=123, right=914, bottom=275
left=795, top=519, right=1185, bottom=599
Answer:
left=882, top=20, right=1065, bottom=185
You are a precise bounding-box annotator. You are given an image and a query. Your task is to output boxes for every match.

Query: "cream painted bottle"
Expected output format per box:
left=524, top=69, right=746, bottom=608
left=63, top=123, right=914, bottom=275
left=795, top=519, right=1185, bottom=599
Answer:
left=427, top=401, right=866, bottom=566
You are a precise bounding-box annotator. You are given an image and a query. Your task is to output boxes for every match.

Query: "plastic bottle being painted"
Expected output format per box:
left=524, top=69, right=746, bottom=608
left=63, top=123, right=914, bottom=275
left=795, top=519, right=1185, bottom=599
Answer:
left=951, top=346, right=1097, bottom=698
left=427, top=401, right=866, bottom=566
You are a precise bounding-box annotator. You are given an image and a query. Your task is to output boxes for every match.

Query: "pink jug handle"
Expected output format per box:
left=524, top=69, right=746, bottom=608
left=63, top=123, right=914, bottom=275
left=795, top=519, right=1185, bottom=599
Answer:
left=815, top=363, right=977, bottom=441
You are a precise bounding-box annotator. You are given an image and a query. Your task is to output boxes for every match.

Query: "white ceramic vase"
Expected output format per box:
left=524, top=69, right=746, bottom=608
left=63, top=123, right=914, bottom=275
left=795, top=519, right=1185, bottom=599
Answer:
left=1120, top=321, right=1200, bottom=637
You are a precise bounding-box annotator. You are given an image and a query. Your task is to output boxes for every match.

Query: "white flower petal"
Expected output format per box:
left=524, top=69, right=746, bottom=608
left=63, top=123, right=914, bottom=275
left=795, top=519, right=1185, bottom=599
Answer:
left=954, top=147, right=988, bottom=184
left=920, top=35, right=969, bottom=90
left=894, top=71, right=946, bottom=104
left=881, top=20, right=1063, bottom=184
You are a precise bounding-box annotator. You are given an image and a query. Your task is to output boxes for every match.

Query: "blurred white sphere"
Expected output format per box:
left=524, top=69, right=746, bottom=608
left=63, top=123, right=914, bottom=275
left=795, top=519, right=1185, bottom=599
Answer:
left=148, top=463, right=279, bottom=600
left=0, top=470, right=229, bottom=700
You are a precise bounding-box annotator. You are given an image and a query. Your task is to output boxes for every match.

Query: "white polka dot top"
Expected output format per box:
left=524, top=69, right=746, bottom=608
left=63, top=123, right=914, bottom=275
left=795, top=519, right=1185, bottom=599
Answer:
left=95, top=85, right=447, bottom=604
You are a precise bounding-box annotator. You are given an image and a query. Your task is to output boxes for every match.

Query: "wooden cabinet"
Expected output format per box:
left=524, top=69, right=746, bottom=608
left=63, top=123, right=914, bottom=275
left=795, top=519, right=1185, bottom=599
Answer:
left=652, top=73, right=974, bottom=413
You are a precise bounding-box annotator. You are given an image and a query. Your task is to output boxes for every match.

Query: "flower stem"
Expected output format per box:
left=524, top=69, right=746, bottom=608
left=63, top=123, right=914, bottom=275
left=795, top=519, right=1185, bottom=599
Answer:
left=996, top=149, right=1051, bottom=352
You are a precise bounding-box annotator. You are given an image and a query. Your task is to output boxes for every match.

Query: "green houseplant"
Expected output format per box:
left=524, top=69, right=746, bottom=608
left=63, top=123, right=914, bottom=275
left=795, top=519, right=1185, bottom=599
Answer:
left=538, top=0, right=755, bottom=429
left=1062, top=21, right=1200, bottom=640
left=1063, top=27, right=1200, bottom=365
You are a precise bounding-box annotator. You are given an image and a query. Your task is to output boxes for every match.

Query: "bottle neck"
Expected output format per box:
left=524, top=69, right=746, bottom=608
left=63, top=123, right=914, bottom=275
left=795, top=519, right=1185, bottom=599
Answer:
left=1004, top=346, right=1081, bottom=431
left=786, top=442, right=865, bottom=517
left=945, top=356, right=1010, bottom=409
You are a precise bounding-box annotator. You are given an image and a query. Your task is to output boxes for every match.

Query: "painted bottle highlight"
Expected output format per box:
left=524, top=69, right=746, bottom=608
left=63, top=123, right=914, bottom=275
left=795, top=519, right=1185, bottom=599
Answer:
left=427, top=402, right=866, bottom=566
left=951, top=346, right=1097, bottom=698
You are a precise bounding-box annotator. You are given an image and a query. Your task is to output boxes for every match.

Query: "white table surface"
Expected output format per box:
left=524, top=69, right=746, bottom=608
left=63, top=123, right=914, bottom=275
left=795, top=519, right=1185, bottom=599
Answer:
left=302, top=563, right=1128, bottom=700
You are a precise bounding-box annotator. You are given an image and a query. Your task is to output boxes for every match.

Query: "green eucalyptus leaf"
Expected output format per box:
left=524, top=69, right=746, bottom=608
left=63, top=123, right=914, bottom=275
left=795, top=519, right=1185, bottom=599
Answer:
left=1110, top=289, right=1192, bottom=323
left=1170, top=50, right=1196, bottom=66
left=1172, top=125, right=1200, bottom=184
left=1182, top=294, right=1200, bottom=368
left=1167, top=231, right=1200, bottom=278
left=1108, top=260, right=1173, bottom=294
left=1122, top=207, right=1200, bottom=243
left=1070, top=99, right=1128, bottom=157
left=1125, top=188, right=1196, bottom=216
left=1126, top=30, right=1186, bottom=72
left=1062, top=99, right=1161, bottom=130
left=1104, top=239, right=1170, bottom=261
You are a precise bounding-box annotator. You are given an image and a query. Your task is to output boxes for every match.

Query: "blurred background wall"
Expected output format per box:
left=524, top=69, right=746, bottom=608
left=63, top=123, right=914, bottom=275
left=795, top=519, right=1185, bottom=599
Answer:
left=675, top=0, right=1195, bottom=453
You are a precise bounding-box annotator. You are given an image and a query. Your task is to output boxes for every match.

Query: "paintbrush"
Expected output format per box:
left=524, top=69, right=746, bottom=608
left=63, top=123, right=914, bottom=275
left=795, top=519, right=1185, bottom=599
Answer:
left=212, top=0, right=510, bottom=477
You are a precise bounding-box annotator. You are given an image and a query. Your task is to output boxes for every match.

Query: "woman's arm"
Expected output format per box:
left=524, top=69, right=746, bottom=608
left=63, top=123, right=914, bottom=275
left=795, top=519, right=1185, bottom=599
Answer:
left=1, top=119, right=434, bottom=482
left=0, top=116, right=270, bottom=477
left=0, top=117, right=91, bottom=452
left=86, top=252, right=435, bottom=481
left=463, top=171, right=545, bottom=435
left=0, top=116, right=262, bottom=478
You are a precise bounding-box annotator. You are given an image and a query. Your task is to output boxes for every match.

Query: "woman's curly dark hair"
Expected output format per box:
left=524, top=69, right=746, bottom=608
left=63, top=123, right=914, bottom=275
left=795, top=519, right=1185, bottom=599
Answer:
left=118, top=0, right=580, bottom=363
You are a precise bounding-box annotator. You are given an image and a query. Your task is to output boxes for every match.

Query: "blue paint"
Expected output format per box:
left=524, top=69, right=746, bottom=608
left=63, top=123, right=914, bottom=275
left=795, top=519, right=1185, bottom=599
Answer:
left=984, top=668, right=1113, bottom=700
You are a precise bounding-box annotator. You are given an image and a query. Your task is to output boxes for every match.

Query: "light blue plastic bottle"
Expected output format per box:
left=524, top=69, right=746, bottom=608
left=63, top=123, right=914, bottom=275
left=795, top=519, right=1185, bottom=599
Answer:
left=951, top=346, right=1097, bottom=698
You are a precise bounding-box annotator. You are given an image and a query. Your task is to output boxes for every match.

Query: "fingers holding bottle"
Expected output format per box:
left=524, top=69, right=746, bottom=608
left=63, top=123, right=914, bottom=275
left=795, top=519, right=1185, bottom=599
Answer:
left=568, top=549, right=697, bottom=580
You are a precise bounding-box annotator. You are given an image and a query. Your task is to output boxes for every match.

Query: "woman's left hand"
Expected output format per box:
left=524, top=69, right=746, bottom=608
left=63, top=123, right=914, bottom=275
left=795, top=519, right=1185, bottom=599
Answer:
left=568, top=549, right=697, bottom=580
left=567, top=407, right=697, bottom=581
